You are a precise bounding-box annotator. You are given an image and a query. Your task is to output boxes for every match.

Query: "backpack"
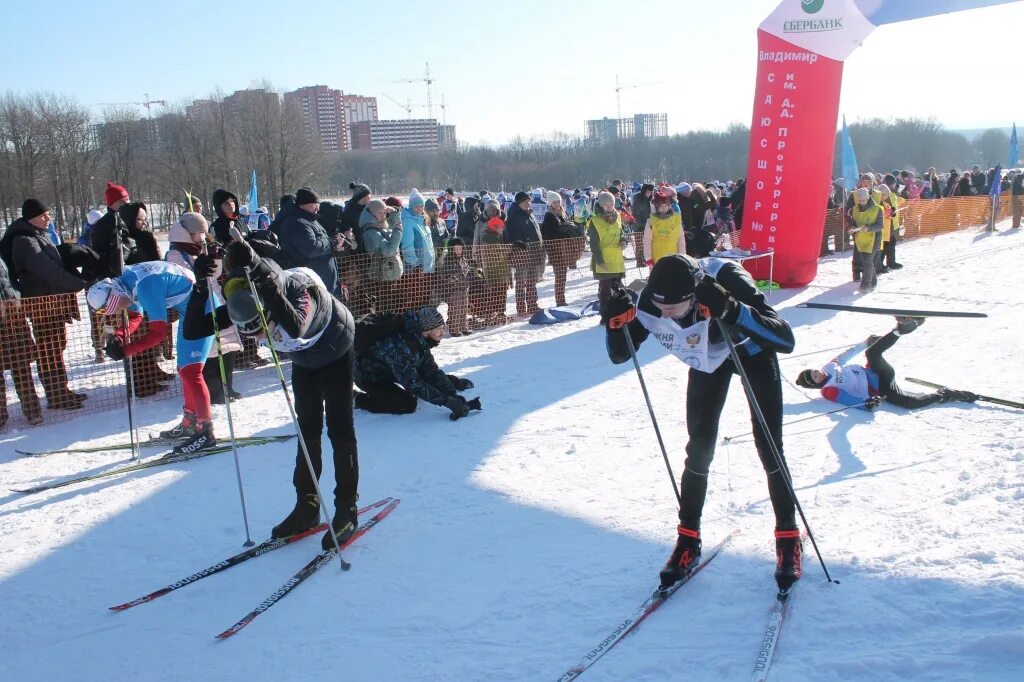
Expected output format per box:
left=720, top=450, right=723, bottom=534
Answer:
left=353, top=312, right=408, bottom=356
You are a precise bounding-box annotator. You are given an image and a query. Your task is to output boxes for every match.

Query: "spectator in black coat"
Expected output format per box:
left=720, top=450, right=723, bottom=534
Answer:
left=89, top=181, right=134, bottom=276
left=1012, top=173, right=1023, bottom=230
left=277, top=187, right=338, bottom=293
left=630, top=184, right=655, bottom=266
left=457, top=195, right=481, bottom=243
left=0, top=199, right=86, bottom=410
left=119, top=202, right=161, bottom=264
left=541, top=191, right=584, bottom=307
left=502, top=191, right=545, bottom=315
left=211, top=188, right=242, bottom=245
left=340, top=182, right=372, bottom=251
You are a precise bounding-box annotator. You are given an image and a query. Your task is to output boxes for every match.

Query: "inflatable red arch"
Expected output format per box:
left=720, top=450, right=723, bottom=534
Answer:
left=739, top=0, right=1019, bottom=286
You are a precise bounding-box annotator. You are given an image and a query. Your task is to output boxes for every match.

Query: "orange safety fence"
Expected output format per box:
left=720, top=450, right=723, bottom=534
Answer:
left=3, top=196, right=1019, bottom=432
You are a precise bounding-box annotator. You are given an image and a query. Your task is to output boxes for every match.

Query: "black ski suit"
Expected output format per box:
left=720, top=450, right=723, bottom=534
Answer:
left=606, top=258, right=797, bottom=530
left=184, top=258, right=358, bottom=509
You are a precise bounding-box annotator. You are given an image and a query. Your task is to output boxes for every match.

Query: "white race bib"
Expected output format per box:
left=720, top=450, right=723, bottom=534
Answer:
left=635, top=311, right=731, bottom=373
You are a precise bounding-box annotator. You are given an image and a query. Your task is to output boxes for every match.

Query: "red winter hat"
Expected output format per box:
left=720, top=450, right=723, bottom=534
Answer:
left=384, top=196, right=403, bottom=208
left=104, top=182, right=129, bottom=207
left=653, top=190, right=672, bottom=207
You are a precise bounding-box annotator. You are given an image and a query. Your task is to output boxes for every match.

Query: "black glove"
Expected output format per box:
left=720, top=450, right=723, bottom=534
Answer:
left=104, top=336, right=125, bottom=361
left=449, top=375, right=474, bottom=391
left=193, top=253, right=218, bottom=280
left=864, top=395, right=882, bottom=410
left=226, top=239, right=257, bottom=271
left=603, top=287, right=636, bottom=330
left=445, top=396, right=471, bottom=421
left=695, top=279, right=738, bottom=323
left=466, top=397, right=482, bottom=411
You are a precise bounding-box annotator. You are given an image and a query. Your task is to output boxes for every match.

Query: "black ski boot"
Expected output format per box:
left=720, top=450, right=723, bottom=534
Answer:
left=271, top=493, right=322, bottom=539
left=659, top=526, right=702, bottom=590
left=774, top=529, right=803, bottom=593
left=169, top=421, right=216, bottom=457
left=894, top=316, right=925, bottom=335
left=321, top=503, right=358, bottom=551
left=159, top=408, right=198, bottom=440
left=937, top=388, right=979, bottom=403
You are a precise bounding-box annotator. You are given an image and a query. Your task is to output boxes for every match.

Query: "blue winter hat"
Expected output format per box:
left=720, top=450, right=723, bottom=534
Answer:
left=676, top=182, right=692, bottom=194
left=409, top=189, right=425, bottom=209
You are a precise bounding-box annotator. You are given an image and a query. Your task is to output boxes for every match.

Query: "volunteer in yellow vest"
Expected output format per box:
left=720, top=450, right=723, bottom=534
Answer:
left=874, top=184, right=893, bottom=275
left=848, top=187, right=883, bottom=293
left=643, top=190, right=686, bottom=267
left=588, top=190, right=628, bottom=313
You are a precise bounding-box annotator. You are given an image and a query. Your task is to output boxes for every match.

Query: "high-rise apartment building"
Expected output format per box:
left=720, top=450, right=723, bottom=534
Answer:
left=284, top=85, right=348, bottom=153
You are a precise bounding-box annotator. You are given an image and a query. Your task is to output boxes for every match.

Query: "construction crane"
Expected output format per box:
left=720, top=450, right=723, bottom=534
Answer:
left=394, top=62, right=435, bottom=120
left=95, top=93, right=167, bottom=116
left=614, top=76, right=660, bottom=120
left=382, top=93, right=427, bottom=119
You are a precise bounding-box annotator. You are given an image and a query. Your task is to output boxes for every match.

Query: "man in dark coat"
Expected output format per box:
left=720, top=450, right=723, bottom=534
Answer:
left=340, top=182, right=372, bottom=252
left=502, top=191, right=545, bottom=314
left=0, top=199, right=86, bottom=410
left=211, top=188, right=243, bottom=245
left=89, top=181, right=134, bottom=276
left=277, top=187, right=338, bottom=293
left=456, top=195, right=481, bottom=243
left=352, top=306, right=480, bottom=420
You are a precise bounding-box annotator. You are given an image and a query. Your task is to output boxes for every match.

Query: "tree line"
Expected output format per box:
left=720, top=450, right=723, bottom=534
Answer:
left=0, top=85, right=1011, bottom=235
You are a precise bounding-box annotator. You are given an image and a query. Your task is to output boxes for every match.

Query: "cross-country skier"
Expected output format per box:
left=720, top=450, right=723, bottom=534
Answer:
left=796, top=317, right=979, bottom=408
left=86, top=260, right=216, bottom=454
left=603, top=254, right=800, bottom=592
left=182, top=237, right=360, bottom=551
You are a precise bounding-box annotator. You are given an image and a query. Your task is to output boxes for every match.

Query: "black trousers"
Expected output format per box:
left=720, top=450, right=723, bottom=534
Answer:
left=866, top=332, right=942, bottom=409
left=680, top=350, right=796, bottom=530
left=291, top=352, right=359, bottom=508
left=354, top=379, right=418, bottom=414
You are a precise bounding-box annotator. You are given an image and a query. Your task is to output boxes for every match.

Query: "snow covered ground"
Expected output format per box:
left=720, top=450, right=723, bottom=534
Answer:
left=1, top=223, right=1022, bottom=681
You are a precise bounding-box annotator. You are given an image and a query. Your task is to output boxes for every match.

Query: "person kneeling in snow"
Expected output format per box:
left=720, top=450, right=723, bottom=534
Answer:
left=183, top=237, right=361, bottom=551
left=87, top=261, right=216, bottom=455
left=353, top=306, right=481, bottom=420
left=796, top=317, right=978, bottom=408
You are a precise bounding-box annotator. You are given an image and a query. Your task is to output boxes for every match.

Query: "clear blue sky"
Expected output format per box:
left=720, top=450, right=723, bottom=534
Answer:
left=2, top=0, right=1021, bottom=144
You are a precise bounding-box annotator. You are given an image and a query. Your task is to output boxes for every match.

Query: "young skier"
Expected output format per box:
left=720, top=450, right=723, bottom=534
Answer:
left=796, top=317, right=979, bottom=408
left=87, top=261, right=216, bottom=454
left=603, top=254, right=800, bottom=592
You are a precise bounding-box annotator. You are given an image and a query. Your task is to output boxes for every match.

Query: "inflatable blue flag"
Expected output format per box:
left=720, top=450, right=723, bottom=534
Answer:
left=1009, top=124, right=1018, bottom=168
left=841, top=116, right=859, bottom=190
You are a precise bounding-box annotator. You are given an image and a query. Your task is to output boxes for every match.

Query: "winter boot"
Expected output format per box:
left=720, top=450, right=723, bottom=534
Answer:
left=659, top=526, right=702, bottom=590
left=169, top=421, right=216, bottom=457
left=894, top=316, right=925, bottom=335
left=159, top=409, right=198, bottom=440
left=937, top=388, right=979, bottom=403
left=321, top=503, right=359, bottom=551
left=774, top=529, right=803, bottom=592
left=271, top=493, right=322, bottom=539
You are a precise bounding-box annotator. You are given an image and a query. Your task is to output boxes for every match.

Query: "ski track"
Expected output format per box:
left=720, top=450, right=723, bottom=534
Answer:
left=0, top=224, right=1022, bottom=681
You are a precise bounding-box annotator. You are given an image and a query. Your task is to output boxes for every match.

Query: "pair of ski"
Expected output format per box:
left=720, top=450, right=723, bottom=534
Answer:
left=555, top=530, right=795, bottom=681
left=10, top=434, right=296, bottom=495
left=17, top=433, right=284, bottom=457
left=110, top=496, right=400, bottom=639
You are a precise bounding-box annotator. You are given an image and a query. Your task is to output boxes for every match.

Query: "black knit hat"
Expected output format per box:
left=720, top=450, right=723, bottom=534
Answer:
left=416, top=306, right=446, bottom=332
left=647, top=254, right=703, bottom=305
left=295, top=187, right=320, bottom=206
left=21, top=198, right=49, bottom=221
left=641, top=183, right=656, bottom=193
left=349, top=182, right=371, bottom=202
left=513, top=191, right=530, bottom=204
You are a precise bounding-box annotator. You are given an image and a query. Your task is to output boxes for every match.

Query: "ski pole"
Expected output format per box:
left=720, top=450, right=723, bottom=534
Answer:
left=713, top=318, right=837, bottom=585
left=113, top=211, right=140, bottom=462
left=616, top=316, right=682, bottom=508
left=202, top=239, right=254, bottom=547
left=722, top=400, right=875, bottom=442
left=230, top=227, right=350, bottom=570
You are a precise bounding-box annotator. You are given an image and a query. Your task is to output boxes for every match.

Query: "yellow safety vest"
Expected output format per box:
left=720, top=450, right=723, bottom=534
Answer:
left=649, top=212, right=683, bottom=262
left=851, top=201, right=881, bottom=253
left=589, top=213, right=625, bottom=275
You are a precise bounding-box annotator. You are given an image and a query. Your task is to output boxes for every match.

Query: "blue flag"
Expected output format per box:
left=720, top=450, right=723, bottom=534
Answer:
left=248, top=170, right=259, bottom=216
left=1009, top=123, right=1019, bottom=168
left=989, top=165, right=1002, bottom=197
left=841, top=116, right=859, bottom=191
